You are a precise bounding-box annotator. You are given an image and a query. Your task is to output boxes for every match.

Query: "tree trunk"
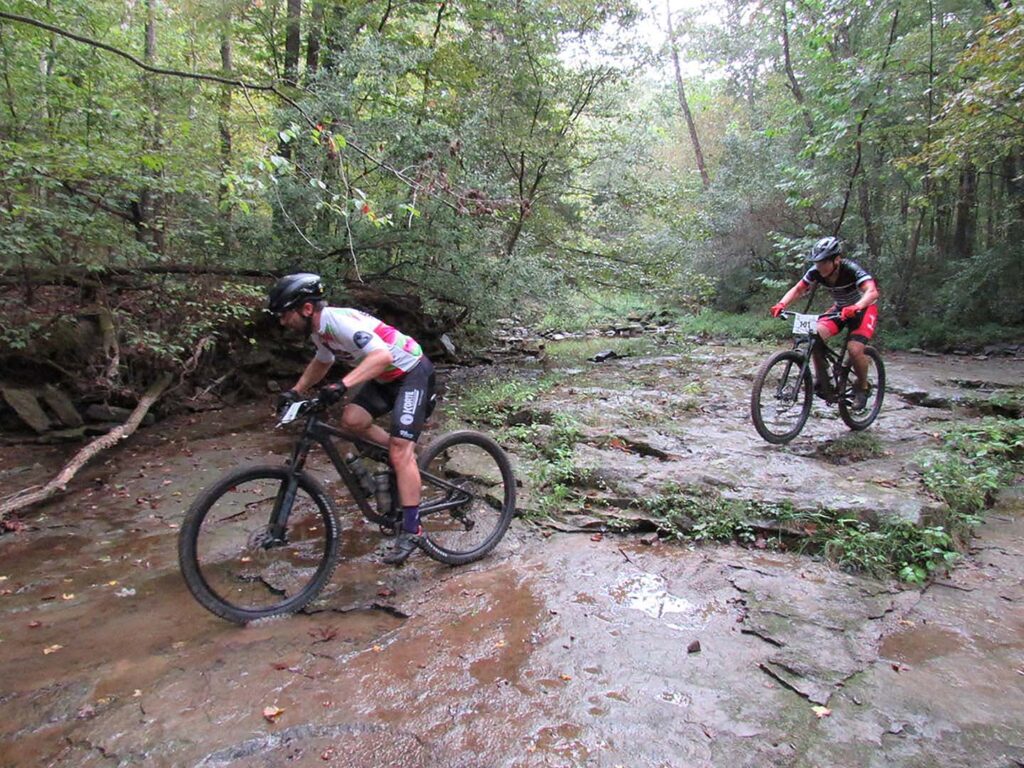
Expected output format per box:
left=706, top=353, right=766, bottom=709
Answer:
left=306, top=0, right=323, bottom=78
left=0, top=23, right=18, bottom=126
left=952, top=164, right=977, bottom=258
left=859, top=180, right=881, bottom=260
left=1004, top=150, right=1024, bottom=243
left=780, top=0, right=814, bottom=135
left=218, top=4, right=237, bottom=257
left=278, top=0, right=302, bottom=162
left=284, top=0, right=302, bottom=86
left=138, top=0, right=165, bottom=255
left=666, top=2, right=710, bottom=189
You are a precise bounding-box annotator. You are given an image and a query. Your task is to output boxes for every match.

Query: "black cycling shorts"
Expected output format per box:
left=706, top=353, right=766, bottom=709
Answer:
left=351, top=357, right=435, bottom=442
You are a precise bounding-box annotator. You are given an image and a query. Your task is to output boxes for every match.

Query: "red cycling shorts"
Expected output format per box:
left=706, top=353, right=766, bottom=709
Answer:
left=818, top=305, right=878, bottom=343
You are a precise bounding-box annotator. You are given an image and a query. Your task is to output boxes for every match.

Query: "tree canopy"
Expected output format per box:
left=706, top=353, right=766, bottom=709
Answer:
left=1, top=0, right=1021, bottom=393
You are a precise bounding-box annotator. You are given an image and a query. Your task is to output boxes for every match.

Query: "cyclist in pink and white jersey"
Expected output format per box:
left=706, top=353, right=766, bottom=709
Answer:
left=268, top=273, right=435, bottom=564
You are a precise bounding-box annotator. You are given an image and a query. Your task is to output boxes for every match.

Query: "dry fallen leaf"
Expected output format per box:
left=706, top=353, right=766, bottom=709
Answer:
left=43, top=644, right=63, bottom=655
left=262, top=705, right=284, bottom=722
left=590, top=533, right=603, bottom=542
left=812, top=706, right=831, bottom=718
left=560, top=674, right=572, bottom=681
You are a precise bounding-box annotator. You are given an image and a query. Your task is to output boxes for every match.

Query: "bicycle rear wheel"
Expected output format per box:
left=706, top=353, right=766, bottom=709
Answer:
left=750, top=350, right=813, bottom=444
left=178, top=465, right=340, bottom=624
left=416, top=431, right=516, bottom=565
left=838, top=346, right=885, bottom=430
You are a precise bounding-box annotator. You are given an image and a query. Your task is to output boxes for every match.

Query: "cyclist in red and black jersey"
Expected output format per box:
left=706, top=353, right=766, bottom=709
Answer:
left=770, top=237, right=880, bottom=411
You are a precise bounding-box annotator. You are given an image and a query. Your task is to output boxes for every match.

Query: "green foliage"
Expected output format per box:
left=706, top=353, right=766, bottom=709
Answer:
left=920, top=418, right=1024, bottom=531
left=116, top=282, right=265, bottom=368
left=637, top=482, right=965, bottom=582
left=498, top=413, right=584, bottom=518
left=818, top=433, right=885, bottom=464
left=671, top=309, right=787, bottom=343
left=543, top=336, right=662, bottom=365
left=640, top=483, right=787, bottom=545
left=1, top=0, right=1019, bottom=391
left=914, top=8, right=1024, bottom=175
left=535, top=291, right=668, bottom=334
left=819, top=518, right=958, bottom=584
left=447, top=375, right=561, bottom=427
left=882, top=322, right=1024, bottom=352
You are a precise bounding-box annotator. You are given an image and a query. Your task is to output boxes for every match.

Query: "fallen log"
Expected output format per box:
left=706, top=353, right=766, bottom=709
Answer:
left=0, top=373, right=172, bottom=522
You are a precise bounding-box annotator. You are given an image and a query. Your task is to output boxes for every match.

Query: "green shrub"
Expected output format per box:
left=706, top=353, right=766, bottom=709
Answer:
left=448, top=375, right=560, bottom=426
left=920, top=418, right=1024, bottom=534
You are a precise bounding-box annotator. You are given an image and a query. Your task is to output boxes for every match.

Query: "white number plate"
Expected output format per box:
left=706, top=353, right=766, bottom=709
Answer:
left=791, top=313, right=818, bottom=335
left=279, top=401, right=304, bottom=425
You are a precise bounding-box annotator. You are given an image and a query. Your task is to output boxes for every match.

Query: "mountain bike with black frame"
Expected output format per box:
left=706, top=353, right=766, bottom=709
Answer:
left=178, top=395, right=516, bottom=624
left=750, top=310, right=885, bottom=444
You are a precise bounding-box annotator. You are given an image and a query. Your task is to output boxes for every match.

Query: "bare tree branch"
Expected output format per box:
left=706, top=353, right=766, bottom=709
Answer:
left=0, top=373, right=173, bottom=521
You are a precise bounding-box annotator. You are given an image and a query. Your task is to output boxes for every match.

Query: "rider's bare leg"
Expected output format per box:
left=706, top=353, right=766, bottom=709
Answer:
left=388, top=437, right=420, bottom=508
left=847, top=340, right=869, bottom=391
left=340, top=404, right=421, bottom=507
left=340, top=403, right=387, bottom=443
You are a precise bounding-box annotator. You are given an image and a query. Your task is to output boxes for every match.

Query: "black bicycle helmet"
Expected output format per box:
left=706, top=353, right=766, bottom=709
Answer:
left=808, top=236, right=844, bottom=262
left=267, top=272, right=324, bottom=314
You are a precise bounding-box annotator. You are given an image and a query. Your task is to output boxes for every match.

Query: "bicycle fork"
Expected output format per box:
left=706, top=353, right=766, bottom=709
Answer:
left=266, top=424, right=315, bottom=543
left=777, top=345, right=813, bottom=402
left=268, top=477, right=299, bottom=544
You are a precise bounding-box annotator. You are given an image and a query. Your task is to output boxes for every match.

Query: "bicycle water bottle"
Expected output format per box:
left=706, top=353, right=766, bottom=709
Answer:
left=345, top=453, right=374, bottom=496
left=373, top=472, right=393, bottom=515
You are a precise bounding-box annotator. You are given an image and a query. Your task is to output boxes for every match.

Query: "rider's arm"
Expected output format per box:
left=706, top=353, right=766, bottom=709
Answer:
left=849, top=279, right=879, bottom=311
left=292, top=358, right=333, bottom=394
left=339, top=348, right=394, bottom=389
left=776, top=279, right=809, bottom=310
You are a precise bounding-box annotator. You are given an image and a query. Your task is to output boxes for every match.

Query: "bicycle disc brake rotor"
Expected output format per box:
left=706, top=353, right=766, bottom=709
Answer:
left=246, top=527, right=283, bottom=550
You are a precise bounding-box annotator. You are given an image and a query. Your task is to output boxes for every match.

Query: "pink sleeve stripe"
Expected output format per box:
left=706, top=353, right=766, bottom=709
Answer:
left=373, top=322, right=397, bottom=344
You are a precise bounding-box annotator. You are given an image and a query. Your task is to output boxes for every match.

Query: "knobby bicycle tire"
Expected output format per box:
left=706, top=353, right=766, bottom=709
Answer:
left=178, top=464, right=341, bottom=624
left=415, top=430, right=516, bottom=566
left=750, top=350, right=814, bottom=444
left=837, top=346, right=886, bottom=430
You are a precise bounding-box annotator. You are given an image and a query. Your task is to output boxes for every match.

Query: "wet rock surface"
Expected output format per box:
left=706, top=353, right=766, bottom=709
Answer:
left=0, top=344, right=1022, bottom=767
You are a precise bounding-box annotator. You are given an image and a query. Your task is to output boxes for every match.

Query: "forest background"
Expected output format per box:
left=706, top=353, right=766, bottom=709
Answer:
left=1, top=0, right=1022, bottom=404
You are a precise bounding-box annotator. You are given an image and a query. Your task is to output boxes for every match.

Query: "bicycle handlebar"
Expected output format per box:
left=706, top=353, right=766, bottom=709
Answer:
left=778, top=310, right=842, bottom=321
left=275, top=394, right=333, bottom=427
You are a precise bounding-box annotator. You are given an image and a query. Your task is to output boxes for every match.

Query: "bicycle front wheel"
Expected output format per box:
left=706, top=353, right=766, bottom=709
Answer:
left=838, top=346, right=886, bottom=430
left=416, top=431, right=516, bottom=565
left=178, top=465, right=341, bottom=624
left=751, top=350, right=813, bottom=444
